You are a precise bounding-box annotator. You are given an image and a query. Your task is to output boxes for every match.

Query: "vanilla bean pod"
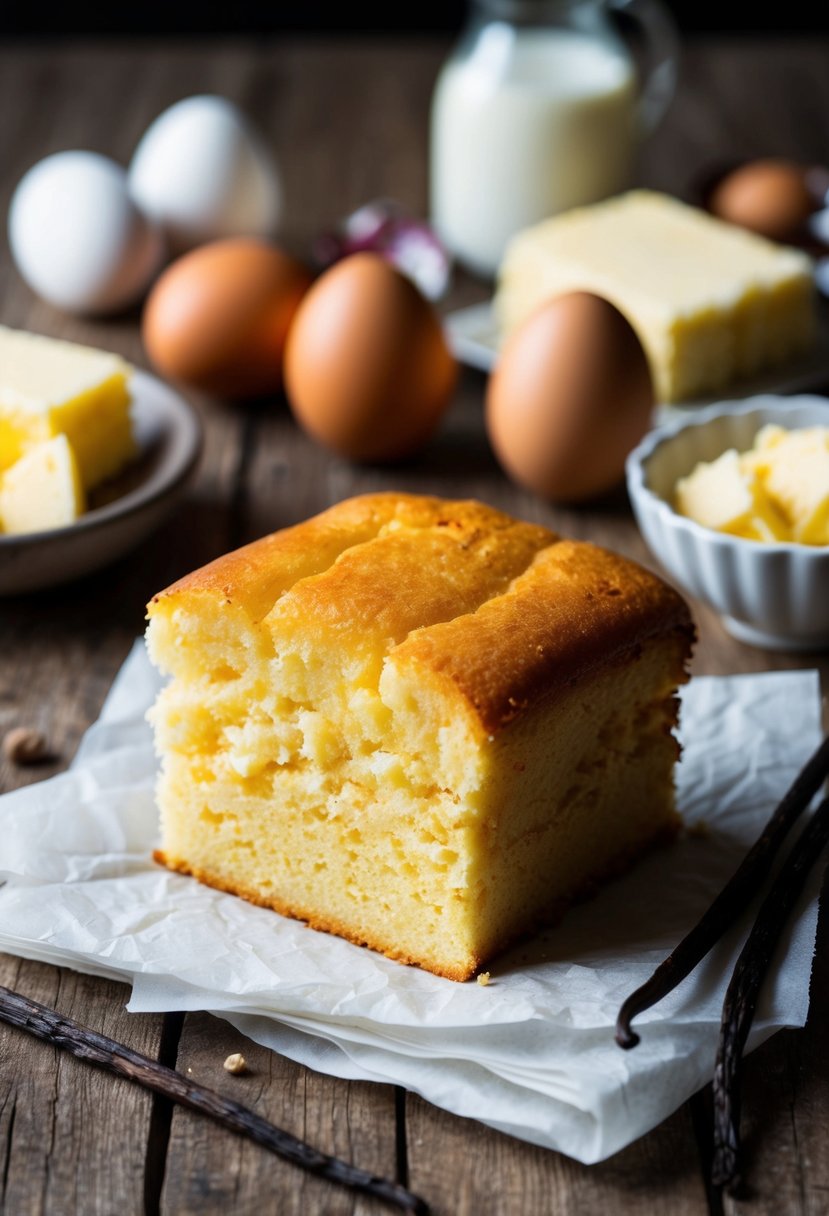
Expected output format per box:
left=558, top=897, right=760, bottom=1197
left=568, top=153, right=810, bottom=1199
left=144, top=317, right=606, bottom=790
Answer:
left=711, top=795, right=829, bottom=1193
left=0, top=985, right=428, bottom=1215
left=616, top=734, right=829, bottom=1049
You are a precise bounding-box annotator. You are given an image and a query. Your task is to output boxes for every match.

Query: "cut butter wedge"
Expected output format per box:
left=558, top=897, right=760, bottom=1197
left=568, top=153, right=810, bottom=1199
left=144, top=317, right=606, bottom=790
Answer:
left=675, top=449, right=789, bottom=541
left=755, top=425, right=829, bottom=544
left=0, top=434, right=86, bottom=535
left=0, top=325, right=135, bottom=490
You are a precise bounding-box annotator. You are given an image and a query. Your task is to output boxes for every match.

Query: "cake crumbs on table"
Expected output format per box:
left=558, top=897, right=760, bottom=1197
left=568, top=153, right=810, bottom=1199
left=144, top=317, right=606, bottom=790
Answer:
left=223, top=1052, right=248, bottom=1074
left=477, top=971, right=491, bottom=987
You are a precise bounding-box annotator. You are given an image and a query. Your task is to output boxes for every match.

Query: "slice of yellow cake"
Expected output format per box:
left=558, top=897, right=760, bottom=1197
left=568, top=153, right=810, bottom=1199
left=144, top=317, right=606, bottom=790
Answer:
left=495, top=191, right=815, bottom=403
left=0, top=325, right=135, bottom=489
left=146, top=494, right=694, bottom=981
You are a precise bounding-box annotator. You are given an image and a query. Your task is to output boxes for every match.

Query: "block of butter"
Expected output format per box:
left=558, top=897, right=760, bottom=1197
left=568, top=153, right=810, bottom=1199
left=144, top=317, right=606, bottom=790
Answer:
left=495, top=191, right=816, bottom=403
left=0, top=434, right=86, bottom=535
left=0, top=325, right=135, bottom=490
left=676, top=424, right=829, bottom=545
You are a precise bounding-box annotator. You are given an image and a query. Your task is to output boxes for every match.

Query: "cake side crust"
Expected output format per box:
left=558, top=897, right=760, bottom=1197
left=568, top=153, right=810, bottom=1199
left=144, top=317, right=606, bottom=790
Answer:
left=152, top=848, right=481, bottom=982
left=154, top=809, right=680, bottom=983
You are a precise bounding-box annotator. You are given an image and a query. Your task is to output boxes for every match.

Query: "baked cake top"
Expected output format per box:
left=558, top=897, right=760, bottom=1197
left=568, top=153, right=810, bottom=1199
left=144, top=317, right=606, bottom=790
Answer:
left=148, top=493, right=693, bottom=737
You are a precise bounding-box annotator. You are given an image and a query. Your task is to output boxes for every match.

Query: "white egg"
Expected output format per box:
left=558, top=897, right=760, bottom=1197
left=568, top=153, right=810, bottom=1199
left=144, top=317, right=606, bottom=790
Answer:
left=8, top=151, right=165, bottom=315
left=127, top=95, right=281, bottom=253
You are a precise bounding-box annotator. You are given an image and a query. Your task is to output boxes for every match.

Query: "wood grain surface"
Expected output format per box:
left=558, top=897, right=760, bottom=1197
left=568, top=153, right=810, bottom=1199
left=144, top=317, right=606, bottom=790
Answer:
left=0, top=35, right=827, bottom=1216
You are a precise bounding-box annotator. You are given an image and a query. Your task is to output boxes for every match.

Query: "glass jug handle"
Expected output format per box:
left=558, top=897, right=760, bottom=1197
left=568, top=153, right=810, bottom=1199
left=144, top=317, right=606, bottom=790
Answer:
left=607, top=0, right=680, bottom=135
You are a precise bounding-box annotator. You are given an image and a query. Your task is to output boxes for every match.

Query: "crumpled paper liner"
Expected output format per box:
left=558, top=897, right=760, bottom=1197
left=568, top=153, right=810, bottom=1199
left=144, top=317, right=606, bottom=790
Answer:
left=0, top=644, right=822, bottom=1162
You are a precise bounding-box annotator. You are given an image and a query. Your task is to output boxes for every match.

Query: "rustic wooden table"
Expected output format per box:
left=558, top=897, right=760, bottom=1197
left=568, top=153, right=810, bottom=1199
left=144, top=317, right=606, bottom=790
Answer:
left=0, top=35, right=827, bottom=1216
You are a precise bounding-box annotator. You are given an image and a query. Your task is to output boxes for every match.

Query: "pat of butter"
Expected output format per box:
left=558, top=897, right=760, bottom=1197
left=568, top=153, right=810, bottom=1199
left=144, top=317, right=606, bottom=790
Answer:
left=675, top=449, right=788, bottom=541
left=675, top=424, right=829, bottom=545
left=0, top=433, right=85, bottom=535
left=496, top=191, right=815, bottom=403
left=754, top=425, right=829, bottom=544
left=0, top=325, right=135, bottom=490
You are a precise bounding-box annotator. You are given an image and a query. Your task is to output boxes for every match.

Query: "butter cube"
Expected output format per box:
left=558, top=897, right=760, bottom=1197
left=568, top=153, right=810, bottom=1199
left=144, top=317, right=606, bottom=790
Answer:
left=675, top=449, right=789, bottom=541
left=0, top=434, right=86, bottom=535
left=496, top=191, right=815, bottom=403
left=757, top=426, right=829, bottom=544
left=0, top=325, right=135, bottom=489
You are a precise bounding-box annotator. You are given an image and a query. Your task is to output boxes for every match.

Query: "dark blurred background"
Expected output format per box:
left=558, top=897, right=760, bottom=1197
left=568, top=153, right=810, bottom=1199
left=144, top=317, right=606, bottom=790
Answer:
left=2, top=2, right=829, bottom=37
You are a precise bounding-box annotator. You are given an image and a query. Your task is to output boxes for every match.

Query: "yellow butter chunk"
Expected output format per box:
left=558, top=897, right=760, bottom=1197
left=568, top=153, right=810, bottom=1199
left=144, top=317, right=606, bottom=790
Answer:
left=755, top=425, right=829, bottom=544
left=0, top=434, right=86, bottom=535
left=675, top=424, right=829, bottom=545
left=0, top=325, right=135, bottom=489
left=675, top=449, right=789, bottom=541
left=495, top=191, right=815, bottom=402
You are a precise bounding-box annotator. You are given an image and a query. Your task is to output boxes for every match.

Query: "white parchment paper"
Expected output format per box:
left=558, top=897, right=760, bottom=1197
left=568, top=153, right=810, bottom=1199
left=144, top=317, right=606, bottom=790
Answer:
left=0, top=644, right=823, bottom=1162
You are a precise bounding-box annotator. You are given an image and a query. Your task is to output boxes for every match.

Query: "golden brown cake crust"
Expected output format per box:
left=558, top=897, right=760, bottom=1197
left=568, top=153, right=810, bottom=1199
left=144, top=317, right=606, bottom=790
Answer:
left=149, top=493, right=409, bottom=622
left=394, top=538, right=694, bottom=735
left=150, top=493, right=556, bottom=623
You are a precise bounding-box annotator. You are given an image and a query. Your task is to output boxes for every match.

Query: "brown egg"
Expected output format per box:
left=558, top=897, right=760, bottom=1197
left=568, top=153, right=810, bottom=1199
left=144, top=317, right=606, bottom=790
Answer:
left=284, top=252, right=457, bottom=462
left=142, top=238, right=312, bottom=397
left=709, top=160, right=814, bottom=241
left=486, top=293, right=653, bottom=503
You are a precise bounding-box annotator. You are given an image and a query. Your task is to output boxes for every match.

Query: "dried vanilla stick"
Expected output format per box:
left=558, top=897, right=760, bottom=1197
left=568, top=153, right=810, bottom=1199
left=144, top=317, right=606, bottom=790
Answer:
left=616, top=735, right=829, bottom=1049
left=0, top=985, right=428, bottom=1214
left=711, top=796, right=829, bottom=1193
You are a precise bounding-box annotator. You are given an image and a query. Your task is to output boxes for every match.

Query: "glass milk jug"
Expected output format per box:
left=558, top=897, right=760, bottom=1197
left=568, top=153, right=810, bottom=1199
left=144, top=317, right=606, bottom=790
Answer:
left=430, top=0, right=679, bottom=276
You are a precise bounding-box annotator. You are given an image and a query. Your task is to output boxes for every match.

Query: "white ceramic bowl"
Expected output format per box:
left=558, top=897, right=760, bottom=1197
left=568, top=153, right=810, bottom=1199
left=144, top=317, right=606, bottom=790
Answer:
left=626, top=395, right=829, bottom=651
left=0, top=370, right=202, bottom=595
